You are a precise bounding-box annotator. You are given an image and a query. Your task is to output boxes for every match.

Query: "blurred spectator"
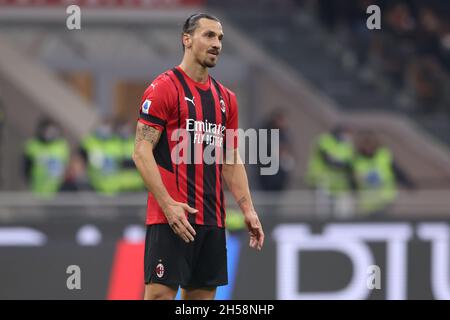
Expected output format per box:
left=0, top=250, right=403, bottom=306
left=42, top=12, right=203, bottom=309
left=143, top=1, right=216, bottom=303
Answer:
left=306, top=125, right=355, bottom=193
left=257, top=110, right=295, bottom=191
left=116, top=120, right=145, bottom=192
left=401, top=5, right=450, bottom=113
left=416, top=6, right=441, bottom=57
left=60, top=153, right=91, bottom=192
left=376, top=2, right=416, bottom=87
left=306, top=125, right=355, bottom=217
left=352, top=130, right=414, bottom=216
left=79, top=119, right=123, bottom=195
left=404, top=55, right=446, bottom=113
left=348, top=0, right=375, bottom=67
left=23, top=118, right=70, bottom=197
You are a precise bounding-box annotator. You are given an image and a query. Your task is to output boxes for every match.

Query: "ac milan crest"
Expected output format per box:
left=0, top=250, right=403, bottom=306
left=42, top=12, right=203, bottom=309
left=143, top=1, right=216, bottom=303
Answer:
left=156, top=263, right=164, bottom=278
left=220, top=99, right=226, bottom=113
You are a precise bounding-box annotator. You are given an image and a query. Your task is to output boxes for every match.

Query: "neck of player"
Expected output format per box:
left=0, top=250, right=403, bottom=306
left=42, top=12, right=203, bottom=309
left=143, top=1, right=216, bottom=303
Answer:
left=179, top=59, right=209, bottom=84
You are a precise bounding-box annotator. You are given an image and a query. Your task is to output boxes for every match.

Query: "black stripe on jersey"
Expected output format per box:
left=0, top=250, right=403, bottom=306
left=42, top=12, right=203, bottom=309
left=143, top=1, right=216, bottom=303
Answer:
left=165, top=72, right=181, bottom=191
left=154, top=128, right=174, bottom=173
left=139, top=113, right=166, bottom=127
left=211, top=78, right=226, bottom=123
left=172, top=68, right=196, bottom=224
left=211, top=78, right=227, bottom=227
left=197, top=87, right=217, bottom=226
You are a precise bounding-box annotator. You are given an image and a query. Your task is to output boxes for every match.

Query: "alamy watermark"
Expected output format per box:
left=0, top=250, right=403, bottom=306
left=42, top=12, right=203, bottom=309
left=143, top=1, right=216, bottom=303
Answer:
left=66, top=5, right=81, bottom=30
left=366, top=5, right=381, bottom=30
left=367, top=265, right=381, bottom=290
left=66, top=265, right=81, bottom=290
left=168, top=127, right=280, bottom=176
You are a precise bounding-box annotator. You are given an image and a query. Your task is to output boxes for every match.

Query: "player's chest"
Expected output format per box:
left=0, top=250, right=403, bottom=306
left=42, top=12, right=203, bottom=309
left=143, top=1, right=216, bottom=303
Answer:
left=176, top=88, right=226, bottom=126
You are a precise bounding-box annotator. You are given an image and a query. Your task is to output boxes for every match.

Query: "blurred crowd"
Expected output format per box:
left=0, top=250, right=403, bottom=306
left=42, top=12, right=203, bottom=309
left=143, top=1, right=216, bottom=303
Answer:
left=311, top=0, right=450, bottom=114
left=23, top=114, right=416, bottom=217
left=306, top=125, right=415, bottom=217
left=23, top=117, right=144, bottom=197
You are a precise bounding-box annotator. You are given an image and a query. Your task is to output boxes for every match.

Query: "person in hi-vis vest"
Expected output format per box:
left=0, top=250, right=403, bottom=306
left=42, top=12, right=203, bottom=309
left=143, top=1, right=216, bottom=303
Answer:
left=23, top=118, right=70, bottom=197
left=352, top=131, right=414, bottom=216
left=306, top=125, right=355, bottom=194
left=80, top=119, right=123, bottom=195
left=306, top=125, right=356, bottom=217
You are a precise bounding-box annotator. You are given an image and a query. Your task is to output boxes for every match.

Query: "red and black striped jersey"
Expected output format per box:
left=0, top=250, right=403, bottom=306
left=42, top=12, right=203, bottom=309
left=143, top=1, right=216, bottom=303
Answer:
left=138, top=66, right=239, bottom=228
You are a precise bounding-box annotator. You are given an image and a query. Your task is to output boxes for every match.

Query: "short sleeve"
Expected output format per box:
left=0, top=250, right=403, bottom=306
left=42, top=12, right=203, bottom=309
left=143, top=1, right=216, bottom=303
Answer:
left=138, top=75, right=177, bottom=131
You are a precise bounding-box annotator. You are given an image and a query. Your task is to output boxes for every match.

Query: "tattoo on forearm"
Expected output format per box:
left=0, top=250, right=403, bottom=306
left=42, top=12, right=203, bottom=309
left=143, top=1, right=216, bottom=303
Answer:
left=237, top=196, right=247, bottom=206
left=135, top=123, right=161, bottom=148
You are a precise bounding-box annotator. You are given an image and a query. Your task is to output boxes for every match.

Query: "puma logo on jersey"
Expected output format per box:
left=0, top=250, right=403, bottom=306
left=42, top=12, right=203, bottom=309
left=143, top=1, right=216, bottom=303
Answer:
left=184, top=96, right=195, bottom=106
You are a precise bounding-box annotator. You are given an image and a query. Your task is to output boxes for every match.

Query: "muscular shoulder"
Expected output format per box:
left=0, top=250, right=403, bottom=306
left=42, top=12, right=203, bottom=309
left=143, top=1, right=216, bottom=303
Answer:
left=142, top=71, right=178, bottom=103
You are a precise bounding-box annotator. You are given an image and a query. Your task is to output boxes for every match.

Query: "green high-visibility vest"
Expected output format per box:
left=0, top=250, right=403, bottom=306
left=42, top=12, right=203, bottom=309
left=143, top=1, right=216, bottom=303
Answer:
left=306, top=133, right=354, bottom=194
left=353, top=148, right=397, bottom=214
left=119, top=136, right=145, bottom=192
left=25, top=138, right=69, bottom=196
left=81, top=135, right=123, bottom=194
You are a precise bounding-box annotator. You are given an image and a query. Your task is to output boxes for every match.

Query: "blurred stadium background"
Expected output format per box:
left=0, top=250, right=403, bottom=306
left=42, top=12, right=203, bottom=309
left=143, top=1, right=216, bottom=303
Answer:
left=1, top=0, right=450, bottom=300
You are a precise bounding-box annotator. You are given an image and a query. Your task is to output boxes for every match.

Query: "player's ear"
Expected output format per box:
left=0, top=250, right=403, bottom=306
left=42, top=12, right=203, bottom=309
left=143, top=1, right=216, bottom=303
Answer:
left=183, top=33, right=192, bottom=49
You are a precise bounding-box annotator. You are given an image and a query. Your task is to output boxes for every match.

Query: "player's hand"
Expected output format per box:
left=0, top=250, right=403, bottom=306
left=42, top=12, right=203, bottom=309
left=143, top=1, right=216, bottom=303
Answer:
left=162, top=201, right=198, bottom=243
left=244, top=210, right=264, bottom=251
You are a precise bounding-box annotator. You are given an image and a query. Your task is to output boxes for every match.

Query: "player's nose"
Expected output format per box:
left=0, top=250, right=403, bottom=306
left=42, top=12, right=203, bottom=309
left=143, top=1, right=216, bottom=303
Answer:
left=211, top=40, right=221, bottom=51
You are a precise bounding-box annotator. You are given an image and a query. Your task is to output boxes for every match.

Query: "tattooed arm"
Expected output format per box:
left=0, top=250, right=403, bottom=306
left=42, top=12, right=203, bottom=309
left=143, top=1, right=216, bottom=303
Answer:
left=222, top=149, right=264, bottom=250
left=132, top=121, right=197, bottom=243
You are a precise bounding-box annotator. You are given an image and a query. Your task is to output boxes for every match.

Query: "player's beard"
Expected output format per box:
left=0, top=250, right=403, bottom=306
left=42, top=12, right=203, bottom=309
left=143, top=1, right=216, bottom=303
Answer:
left=204, top=59, right=217, bottom=68
left=202, top=50, right=219, bottom=68
left=202, top=55, right=218, bottom=68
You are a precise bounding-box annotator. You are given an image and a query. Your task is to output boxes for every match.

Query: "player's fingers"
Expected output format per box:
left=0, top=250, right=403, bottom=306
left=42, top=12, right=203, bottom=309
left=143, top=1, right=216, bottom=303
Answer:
left=169, top=221, right=178, bottom=234
left=180, top=217, right=196, bottom=238
left=178, top=229, right=190, bottom=243
left=178, top=218, right=195, bottom=242
left=169, top=221, right=189, bottom=243
left=180, top=203, right=198, bottom=214
left=249, top=235, right=257, bottom=248
left=175, top=221, right=192, bottom=243
left=257, top=229, right=265, bottom=250
left=183, top=231, right=194, bottom=242
left=179, top=232, right=189, bottom=243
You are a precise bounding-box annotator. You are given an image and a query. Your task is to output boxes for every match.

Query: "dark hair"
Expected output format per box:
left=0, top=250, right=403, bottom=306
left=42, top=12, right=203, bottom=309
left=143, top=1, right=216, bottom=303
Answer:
left=36, top=117, right=56, bottom=134
left=181, top=13, right=220, bottom=51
